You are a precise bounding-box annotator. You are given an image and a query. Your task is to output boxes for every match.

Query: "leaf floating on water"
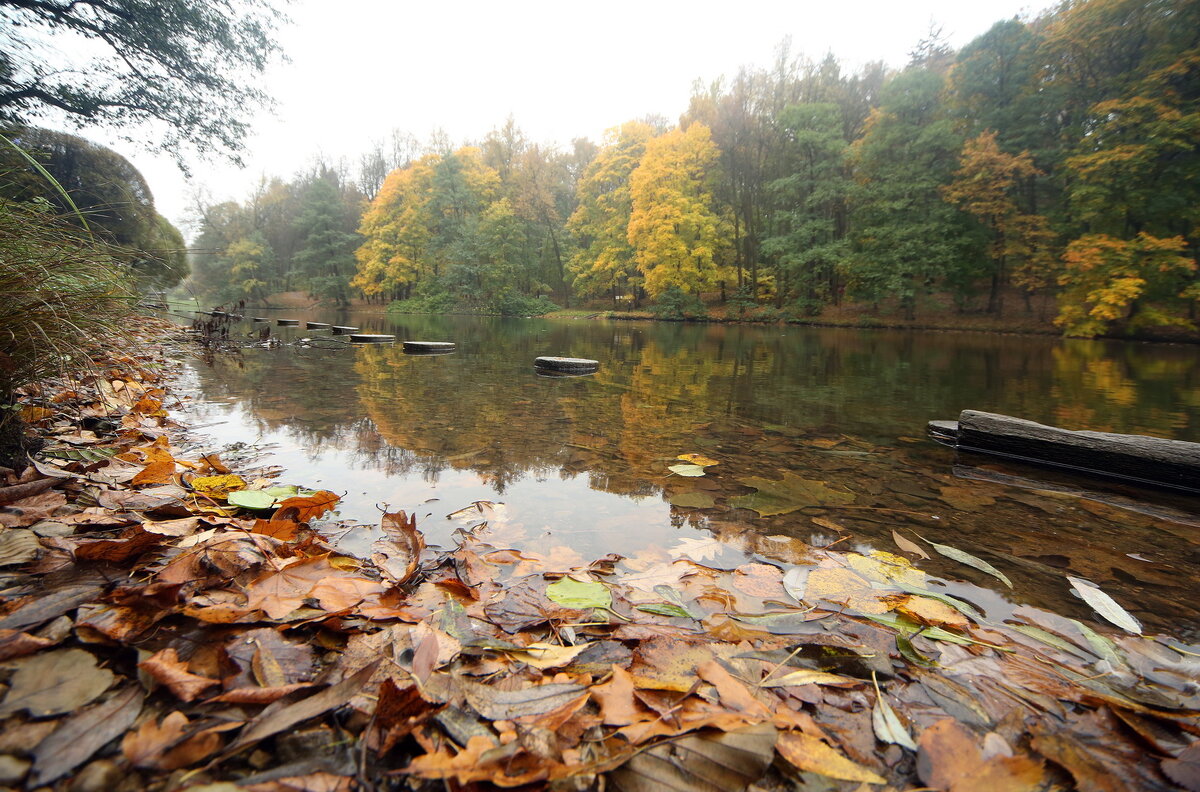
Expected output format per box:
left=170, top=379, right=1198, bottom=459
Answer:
left=1068, top=618, right=1124, bottom=667
left=1067, top=576, right=1142, bottom=635
left=760, top=669, right=860, bottom=688
left=676, top=453, right=719, bottom=467
left=226, top=489, right=278, bottom=510
left=776, top=730, right=886, bottom=784
left=729, top=472, right=855, bottom=517
left=921, top=537, right=1012, bottom=588
left=668, top=491, right=715, bottom=509
left=545, top=578, right=611, bottom=610
left=669, top=536, right=725, bottom=562
left=872, top=673, right=917, bottom=751
left=667, top=464, right=707, bottom=477
left=189, top=474, right=246, bottom=498
left=892, top=530, right=930, bottom=559
left=781, top=567, right=809, bottom=603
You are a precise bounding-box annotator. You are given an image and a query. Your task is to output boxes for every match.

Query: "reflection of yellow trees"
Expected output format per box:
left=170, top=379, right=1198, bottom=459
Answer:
left=1050, top=341, right=1196, bottom=437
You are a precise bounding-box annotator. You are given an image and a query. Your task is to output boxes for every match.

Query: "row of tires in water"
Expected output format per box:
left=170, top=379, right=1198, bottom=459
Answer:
left=198, top=311, right=600, bottom=376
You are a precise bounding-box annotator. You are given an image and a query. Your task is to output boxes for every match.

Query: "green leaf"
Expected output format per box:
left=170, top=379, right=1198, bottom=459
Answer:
left=1069, top=618, right=1125, bottom=668
left=1007, top=623, right=1089, bottom=658
left=1067, top=576, right=1142, bottom=635
left=920, top=536, right=1012, bottom=588
left=227, top=489, right=280, bottom=510
left=668, top=491, right=715, bottom=509
left=546, top=578, right=611, bottom=610
left=636, top=602, right=694, bottom=619
left=667, top=464, right=706, bottom=477
left=896, top=634, right=937, bottom=668
left=730, top=472, right=855, bottom=517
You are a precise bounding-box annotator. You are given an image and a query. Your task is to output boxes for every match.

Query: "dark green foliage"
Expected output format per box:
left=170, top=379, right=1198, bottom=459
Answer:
left=0, top=0, right=282, bottom=162
left=651, top=286, right=707, bottom=320
left=0, top=128, right=189, bottom=289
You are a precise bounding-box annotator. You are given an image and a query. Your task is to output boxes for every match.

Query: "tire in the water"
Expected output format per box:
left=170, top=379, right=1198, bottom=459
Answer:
left=404, top=341, right=456, bottom=354
left=534, top=356, right=599, bottom=374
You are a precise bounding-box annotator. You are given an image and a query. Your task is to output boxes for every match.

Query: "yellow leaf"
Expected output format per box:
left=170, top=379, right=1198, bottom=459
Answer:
left=776, top=731, right=886, bottom=784
left=676, top=453, right=719, bottom=467
left=504, top=642, right=593, bottom=670
left=190, top=474, right=246, bottom=499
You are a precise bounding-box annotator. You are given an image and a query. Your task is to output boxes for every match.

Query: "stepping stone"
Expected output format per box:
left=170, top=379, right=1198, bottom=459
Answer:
left=403, top=341, right=456, bottom=354
left=304, top=321, right=330, bottom=329
left=349, top=334, right=395, bottom=343
left=277, top=319, right=300, bottom=326
left=534, top=356, right=599, bottom=374
left=252, top=317, right=270, bottom=322
left=331, top=325, right=359, bottom=334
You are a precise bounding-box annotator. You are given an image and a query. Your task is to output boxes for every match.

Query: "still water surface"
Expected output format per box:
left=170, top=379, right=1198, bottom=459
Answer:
left=176, top=312, right=1200, bottom=638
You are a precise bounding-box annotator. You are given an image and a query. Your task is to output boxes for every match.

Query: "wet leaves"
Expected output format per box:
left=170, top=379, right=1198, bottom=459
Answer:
left=730, top=472, right=855, bottom=516
left=922, top=535, right=1014, bottom=588
left=0, top=648, right=113, bottom=717
left=545, top=577, right=611, bottom=609
left=776, top=730, right=886, bottom=784
left=1069, top=575, right=1143, bottom=634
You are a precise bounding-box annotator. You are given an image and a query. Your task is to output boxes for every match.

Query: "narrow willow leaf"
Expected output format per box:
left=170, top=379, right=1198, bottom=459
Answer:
left=871, top=673, right=917, bottom=751
left=1069, top=618, right=1125, bottom=668
left=892, top=581, right=983, bottom=622
left=760, top=669, right=860, bottom=688
left=1007, top=623, right=1089, bottom=658
left=1067, top=576, right=1142, bottom=635
left=921, top=536, right=1012, bottom=588
left=636, top=602, right=694, bottom=619
left=891, top=530, right=929, bottom=559
left=896, top=634, right=937, bottom=668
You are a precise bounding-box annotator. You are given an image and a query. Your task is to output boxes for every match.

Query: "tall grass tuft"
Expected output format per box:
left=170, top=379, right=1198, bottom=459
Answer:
left=0, top=197, right=136, bottom=467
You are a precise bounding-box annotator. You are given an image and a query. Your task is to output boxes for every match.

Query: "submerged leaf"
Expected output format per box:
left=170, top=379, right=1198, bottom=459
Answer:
left=668, top=491, right=715, bottom=509
left=609, top=723, right=776, bottom=792
left=776, top=730, right=886, bottom=784
left=546, top=578, right=611, bottom=610
left=676, top=453, right=719, bottom=467
left=872, top=673, right=917, bottom=751
left=1067, top=576, right=1142, bottom=635
left=730, top=472, right=854, bottom=516
left=667, top=464, right=706, bottom=477
left=892, top=530, right=930, bottom=559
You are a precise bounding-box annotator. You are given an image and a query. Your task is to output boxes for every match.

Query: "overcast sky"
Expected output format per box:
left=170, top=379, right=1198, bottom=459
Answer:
left=85, top=0, right=1058, bottom=235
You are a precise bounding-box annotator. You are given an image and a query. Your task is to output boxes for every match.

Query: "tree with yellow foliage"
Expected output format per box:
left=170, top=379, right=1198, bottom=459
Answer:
left=352, top=155, right=438, bottom=301
left=568, top=122, right=655, bottom=304
left=942, top=131, right=1055, bottom=314
left=627, top=124, right=730, bottom=298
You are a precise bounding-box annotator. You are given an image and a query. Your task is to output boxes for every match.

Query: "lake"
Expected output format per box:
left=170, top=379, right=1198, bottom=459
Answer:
left=174, top=311, right=1200, bottom=639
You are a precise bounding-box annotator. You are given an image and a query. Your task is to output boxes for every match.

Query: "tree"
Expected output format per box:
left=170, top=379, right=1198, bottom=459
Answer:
left=763, top=103, right=853, bottom=311
left=568, top=121, right=654, bottom=304
left=353, top=156, right=438, bottom=301
left=848, top=68, right=980, bottom=318
left=0, top=0, right=283, bottom=161
left=1056, top=233, right=1196, bottom=337
left=943, top=131, right=1055, bottom=313
left=0, top=127, right=188, bottom=288
left=627, top=123, right=730, bottom=298
left=291, top=173, right=361, bottom=305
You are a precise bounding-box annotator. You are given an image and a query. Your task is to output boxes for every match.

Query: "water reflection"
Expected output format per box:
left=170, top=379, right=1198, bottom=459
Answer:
left=176, top=314, right=1200, bottom=638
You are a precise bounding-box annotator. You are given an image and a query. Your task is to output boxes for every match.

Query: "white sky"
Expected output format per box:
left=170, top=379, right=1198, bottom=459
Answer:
left=82, top=0, right=1057, bottom=236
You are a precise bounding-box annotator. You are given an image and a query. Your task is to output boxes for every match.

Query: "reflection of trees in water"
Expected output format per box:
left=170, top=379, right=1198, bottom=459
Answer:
left=190, top=320, right=1200, bottom=499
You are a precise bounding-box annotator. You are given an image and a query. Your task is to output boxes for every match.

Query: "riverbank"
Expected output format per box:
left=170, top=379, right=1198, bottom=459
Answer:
left=0, top=315, right=1196, bottom=790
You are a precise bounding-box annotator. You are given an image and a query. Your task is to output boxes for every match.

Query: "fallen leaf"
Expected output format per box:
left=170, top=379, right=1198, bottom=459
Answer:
left=139, top=648, right=220, bottom=702
left=545, top=578, right=611, bottom=610
left=668, top=491, right=715, bottom=509
left=923, top=537, right=1013, bottom=588
left=872, top=673, right=916, bottom=751
left=730, top=472, right=854, bottom=516
left=0, top=647, right=114, bottom=717
left=372, top=509, right=424, bottom=584
left=920, top=718, right=1046, bottom=791
left=676, top=453, right=719, bottom=466
left=1067, top=576, right=1142, bottom=635
left=938, top=485, right=996, bottom=510
left=804, top=566, right=893, bottom=614
left=190, top=474, right=246, bottom=498
left=132, top=459, right=176, bottom=486
left=462, top=680, right=587, bottom=721
left=505, top=641, right=592, bottom=670
left=0, top=528, right=41, bottom=566
left=122, top=711, right=189, bottom=768
left=667, top=464, right=707, bottom=477
left=591, top=665, right=645, bottom=726
left=272, top=490, right=340, bottom=522
left=776, top=730, right=885, bottom=784
left=892, top=530, right=930, bottom=559
left=29, top=686, right=142, bottom=785
left=1162, top=741, right=1200, bottom=791
left=760, top=669, right=860, bottom=688
left=609, top=723, right=776, bottom=792
left=896, top=595, right=971, bottom=630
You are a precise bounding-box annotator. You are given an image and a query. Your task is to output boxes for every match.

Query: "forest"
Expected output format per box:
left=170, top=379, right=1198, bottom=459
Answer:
left=175, top=0, right=1200, bottom=338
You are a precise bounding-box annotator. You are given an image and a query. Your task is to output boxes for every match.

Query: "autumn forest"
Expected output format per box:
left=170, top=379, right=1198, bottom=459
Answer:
left=178, top=0, right=1200, bottom=338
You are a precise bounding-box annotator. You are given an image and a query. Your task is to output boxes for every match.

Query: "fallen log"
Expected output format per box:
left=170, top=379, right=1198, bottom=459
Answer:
left=928, top=410, right=1200, bottom=495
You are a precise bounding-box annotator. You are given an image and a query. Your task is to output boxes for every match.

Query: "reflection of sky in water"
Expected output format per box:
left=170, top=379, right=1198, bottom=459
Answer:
left=177, top=375, right=702, bottom=560
left=172, top=313, right=1200, bottom=639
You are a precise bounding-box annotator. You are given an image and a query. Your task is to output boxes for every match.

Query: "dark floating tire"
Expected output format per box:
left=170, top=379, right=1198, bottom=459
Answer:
left=277, top=319, right=300, bottom=326
left=404, top=341, right=456, bottom=354
left=534, top=356, right=599, bottom=374
left=930, top=409, right=1200, bottom=494
left=331, top=325, right=359, bottom=334
left=349, top=333, right=396, bottom=343
left=536, top=368, right=596, bottom=378
left=304, top=321, right=330, bottom=330
left=252, top=317, right=270, bottom=323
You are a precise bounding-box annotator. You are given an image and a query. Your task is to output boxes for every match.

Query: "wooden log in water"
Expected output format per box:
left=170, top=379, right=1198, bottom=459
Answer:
left=534, top=356, right=599, bottom=374
left=929, top=410, right=1200, bottom=494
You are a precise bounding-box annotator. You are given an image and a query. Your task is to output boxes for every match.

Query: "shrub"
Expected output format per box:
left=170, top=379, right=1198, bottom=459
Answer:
left=651, top=286, right=707, bottom=320
left=0, top=198, right=134, bottom=466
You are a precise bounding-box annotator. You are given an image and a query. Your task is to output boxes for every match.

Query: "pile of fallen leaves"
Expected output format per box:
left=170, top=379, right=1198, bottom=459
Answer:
left=0, top=323, right=1197, bottom=792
